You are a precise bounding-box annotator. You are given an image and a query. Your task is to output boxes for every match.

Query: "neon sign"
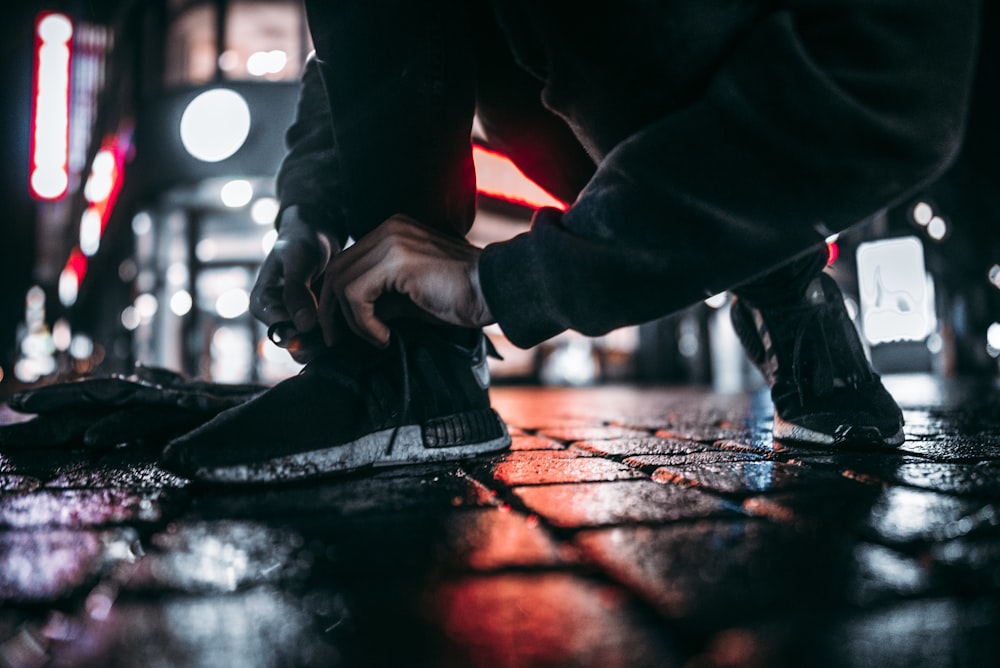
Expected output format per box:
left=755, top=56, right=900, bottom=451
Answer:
left=29, top=12, right=73, bottom=200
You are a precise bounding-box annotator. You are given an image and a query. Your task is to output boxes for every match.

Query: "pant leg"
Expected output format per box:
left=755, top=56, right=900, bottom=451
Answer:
left=731, top=242, right=829, bottom=308
left=303, top=0, right=478, bottom=240
left=468, top=0, right=595, bottom=205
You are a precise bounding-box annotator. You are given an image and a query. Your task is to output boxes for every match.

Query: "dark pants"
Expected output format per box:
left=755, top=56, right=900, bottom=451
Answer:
left=303, top=0, right=825, bottom=314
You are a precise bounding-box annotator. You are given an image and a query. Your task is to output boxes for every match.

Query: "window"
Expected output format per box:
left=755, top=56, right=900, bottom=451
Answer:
left=164, top=0, right=309, bottom=87
left=222, top=0, right=308, bottom=81
left=164, top=3, right=217, bottom=86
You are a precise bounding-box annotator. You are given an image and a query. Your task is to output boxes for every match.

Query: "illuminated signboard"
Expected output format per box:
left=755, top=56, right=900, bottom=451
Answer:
left=29, top=12, right=73, bottom=200
left=856, top=236, right=935, bottom=345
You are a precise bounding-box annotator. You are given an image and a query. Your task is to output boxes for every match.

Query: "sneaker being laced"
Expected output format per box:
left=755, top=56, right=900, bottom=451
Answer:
left=730, top=272, right=904, bottom=447
left=161, top=320, right=510, bottom=484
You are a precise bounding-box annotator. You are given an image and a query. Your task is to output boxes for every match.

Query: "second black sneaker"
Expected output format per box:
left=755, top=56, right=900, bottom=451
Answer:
left=161, top=321, right=510, bottom=484
left=730, top=272, right=904, bottom=447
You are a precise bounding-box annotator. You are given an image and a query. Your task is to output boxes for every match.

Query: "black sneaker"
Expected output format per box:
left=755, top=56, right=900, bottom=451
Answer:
left=730, top=272, right=904, bottom=447
left=161, top=321, right=510, bottom=484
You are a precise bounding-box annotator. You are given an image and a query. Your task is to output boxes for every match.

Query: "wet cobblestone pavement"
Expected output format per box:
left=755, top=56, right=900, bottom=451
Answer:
left=1, top=373, right=999, bottom=667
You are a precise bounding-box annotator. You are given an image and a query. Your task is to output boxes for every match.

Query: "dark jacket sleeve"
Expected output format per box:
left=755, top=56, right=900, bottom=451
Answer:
left=274, top=54, right=349, bottom=245
left=479, top=1, right=981, bottom=348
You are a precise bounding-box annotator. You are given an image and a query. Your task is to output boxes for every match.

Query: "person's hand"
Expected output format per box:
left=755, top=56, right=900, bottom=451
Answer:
left=249, top=205, right=337, bottom=363
left=319, top=214, right=494, bottom=348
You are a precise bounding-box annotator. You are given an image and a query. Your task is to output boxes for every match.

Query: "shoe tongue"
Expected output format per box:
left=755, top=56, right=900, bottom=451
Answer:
left=393, top=318, right=478, bottom=348
left=796, top=305, right=873, bottom=395
left=301, top=320, right=481, bottom=380
left=302, top=335, right=388, bottom=378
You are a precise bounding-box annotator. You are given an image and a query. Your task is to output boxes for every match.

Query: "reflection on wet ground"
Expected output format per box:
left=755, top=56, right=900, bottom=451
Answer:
left=1, top=374, right=999, bottom=667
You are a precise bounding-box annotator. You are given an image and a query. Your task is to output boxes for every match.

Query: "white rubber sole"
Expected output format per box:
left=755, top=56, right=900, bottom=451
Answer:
left=192, top=420, right=511, bottom=484
left=773, top=413, right=904, bottom=447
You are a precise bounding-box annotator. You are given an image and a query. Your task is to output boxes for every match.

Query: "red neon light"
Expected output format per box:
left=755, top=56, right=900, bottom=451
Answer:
left=29, top=12, right=73, bottom=200
left=87, top=139, right=126, bottom=230
left=826, top=241, right=839, bottom=266
left=473, top=145, right=567, bottom=211
left=64, top=247, right=88, bottom=287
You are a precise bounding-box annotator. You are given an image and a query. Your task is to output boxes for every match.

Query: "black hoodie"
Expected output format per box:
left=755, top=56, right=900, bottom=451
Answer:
left=282, top=0, right=981, bottom=349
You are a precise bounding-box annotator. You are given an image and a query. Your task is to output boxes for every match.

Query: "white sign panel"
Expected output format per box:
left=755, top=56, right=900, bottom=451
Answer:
left=856, top=236, right=934, bottom=344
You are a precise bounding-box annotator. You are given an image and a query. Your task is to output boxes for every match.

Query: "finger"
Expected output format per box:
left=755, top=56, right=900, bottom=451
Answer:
left=249, top=254, right=292, bottom=326
left=326, top=236, right=397, bottom=346
left=327, top=246, right=392, bottom=346
left=280, top=240, right=324, bottom=333
left=317, top=269, right=341, bottom=347
left=339, top=273, right=392, bottom=348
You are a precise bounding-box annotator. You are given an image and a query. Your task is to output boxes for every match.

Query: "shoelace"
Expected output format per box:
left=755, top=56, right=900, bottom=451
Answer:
left=385, top=326, right=498, bottom=456
left=385, top=329, right=411, bottom=457
left=789, top=301, right=869, bottom=406
left=273, top=318, right=413, bottom=456
left=272, top=320, right=490, bottom=457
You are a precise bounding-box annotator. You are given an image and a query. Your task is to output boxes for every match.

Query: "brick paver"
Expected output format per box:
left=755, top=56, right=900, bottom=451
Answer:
left=1, top=377, right=999, bottom=666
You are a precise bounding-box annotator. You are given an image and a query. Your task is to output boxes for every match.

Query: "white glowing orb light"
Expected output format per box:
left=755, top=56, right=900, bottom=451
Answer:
left=539, top=338, right=598, bottom=386
left=218, top=50, right=239, bottom=72
left=216, top=288, right=250, bottom=319
left=166, top=261, right=189, bottom=286
left=221, top=179, right=254, bottom=208
left=251, top=197, right=280, bottom=225
left=246, top=50, right=288, bottom=76
left=69, top=334, right=94, bottom=360
left=927, top=216, right=947, bottom=241
left=912, top=202, right=934, bottom=226
left=21, top=332, right=55, bottom=358
left=26, top=285, right=46, bottom=312
left=196, top=239, right=218, bottom=262
left=988, top=322, right=1000, bottom=358
left=170, top=290, right=193, bottom=316
left=58, top=267, right=78, bottom=306
left=52, top=318, right=72, bottom=351
left=15, top=359, right=42, bottom=383
left=179, top=89, right=251, bottom=162
left=988, top=264, right=1000, bottom=289
left=134, top=293, right=159, bottom=320
left=132, top=211, right=152, bottom=236
left=80, top=207, right=102, bottom=256
left=120, top=306, right=140, bottom=331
